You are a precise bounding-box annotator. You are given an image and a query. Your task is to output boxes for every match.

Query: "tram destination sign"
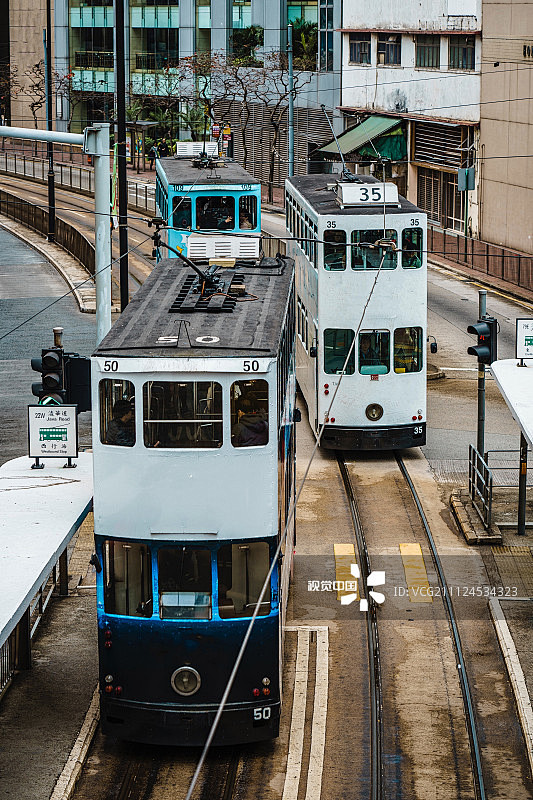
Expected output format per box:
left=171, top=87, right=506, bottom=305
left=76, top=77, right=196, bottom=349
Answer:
left=515, top=318, right=533, bottom=360
left=28, top=405, right=78, bottom=459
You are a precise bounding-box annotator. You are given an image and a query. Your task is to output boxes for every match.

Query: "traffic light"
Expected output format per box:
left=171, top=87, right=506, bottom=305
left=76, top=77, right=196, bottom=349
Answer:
left=64, top=355, right=92, bottom=412
left=31, top=347, right=66, bottom=404
left=467, top=317, right=498, bottom=365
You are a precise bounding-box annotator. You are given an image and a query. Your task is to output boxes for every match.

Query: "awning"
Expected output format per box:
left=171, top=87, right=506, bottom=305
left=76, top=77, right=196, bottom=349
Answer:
left=319, top=115, right=401, bottom=156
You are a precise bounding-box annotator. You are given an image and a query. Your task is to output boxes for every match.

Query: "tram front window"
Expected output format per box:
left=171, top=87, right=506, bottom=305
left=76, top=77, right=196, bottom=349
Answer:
left=143, top=381, right=223, bottom=448
left=351, top=230, right=398, bottom=270
left=324, top=328, right=355, bottom=374
left=217, top=542, right=271, bottom=619
left=158, top=547, right=212, bottom=620
left=103, top=540, right=152, bottom=617
left=359, top=331, right=390, bottom=374
left=172, top=196, right=192, bottom=230
left=324, top=229, right=346, bottom=270
left=196, top=196, right=235, bottom=230
left=239, top=195, right=257, bottom=229
left=394, top=327, right=423, bottom=373
left=402, top=227, right=423, bottom=268
left=100, top=379, right=136, bottom=447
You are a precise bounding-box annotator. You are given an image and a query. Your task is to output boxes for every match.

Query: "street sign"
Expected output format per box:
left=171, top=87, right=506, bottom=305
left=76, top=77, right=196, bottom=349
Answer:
left=458, top=167, right=475, bottom=191
left=28, top=405, right=78, bottom=459
left=516, top=318, right=533, bottom=359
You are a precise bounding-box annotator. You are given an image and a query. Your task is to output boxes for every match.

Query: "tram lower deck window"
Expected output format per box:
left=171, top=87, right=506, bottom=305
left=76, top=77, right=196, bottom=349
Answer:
left=217, top=542, right=271, bottom=619
left=103, top=540, right=152, bottom=617
left=359, top=331, right=390, bottom=374
left=100, top=379, right=136, bottom=447
left=324, top=329, right=355, bottom=374
left=158, top=547, right=212, bottom=620
left=143, top=381, right=223, bottom=448
left=351, top=230, right=398, bottom=270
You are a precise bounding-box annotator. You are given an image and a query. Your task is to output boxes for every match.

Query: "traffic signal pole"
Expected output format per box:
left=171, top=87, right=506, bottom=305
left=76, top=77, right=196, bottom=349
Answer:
left=477, top=289, right=486, bottom=456
left=0, top=124, right=111, bottom=343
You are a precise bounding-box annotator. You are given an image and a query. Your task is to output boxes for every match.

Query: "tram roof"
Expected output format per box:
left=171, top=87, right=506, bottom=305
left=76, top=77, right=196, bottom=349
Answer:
left=94, top=257, right=294, bottom=359
left=287, top=175, right=421, bottom=217
left=159, top=157, right=260, bottom=187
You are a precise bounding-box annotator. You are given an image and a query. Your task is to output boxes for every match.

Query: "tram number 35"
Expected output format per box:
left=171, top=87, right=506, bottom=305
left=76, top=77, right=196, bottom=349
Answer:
left=253, top=707, right=271, bottom=722
left=243, top=360, right=260, bottom=372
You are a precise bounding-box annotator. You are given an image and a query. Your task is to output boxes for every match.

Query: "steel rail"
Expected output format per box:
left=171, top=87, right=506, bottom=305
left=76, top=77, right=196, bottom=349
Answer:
left=337, top=454, right=383, bottom=800
left=396, top=454, right=487, bottom=800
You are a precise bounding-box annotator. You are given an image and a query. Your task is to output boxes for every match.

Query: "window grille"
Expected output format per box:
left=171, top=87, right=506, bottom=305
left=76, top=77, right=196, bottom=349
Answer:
left=449, top=36, right=475, bottom=70
left=349, top=33, right=371, bottom=64
left=415, top=35, right=440, bottom=68
left=377, top=33, right=401, bottom=65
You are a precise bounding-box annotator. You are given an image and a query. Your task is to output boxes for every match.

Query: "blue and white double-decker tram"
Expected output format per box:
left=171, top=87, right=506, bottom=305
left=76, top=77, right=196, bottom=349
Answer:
left=286, top=174, right=427, bottom=450
left=91, top=250, right=296, bottom=745
left=155, top=142, right=261, bottom=261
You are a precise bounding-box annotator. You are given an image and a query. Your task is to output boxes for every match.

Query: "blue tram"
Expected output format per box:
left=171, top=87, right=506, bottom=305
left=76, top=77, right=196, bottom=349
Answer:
left=155, top=142, right=262, bottom=260
left=91, top=249, right=296, bottom=746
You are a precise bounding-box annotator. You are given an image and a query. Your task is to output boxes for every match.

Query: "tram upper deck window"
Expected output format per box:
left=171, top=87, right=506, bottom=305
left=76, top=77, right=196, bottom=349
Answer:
left=324, top=229, right=346, bottom=270
left=394, top=327, right=423, bottom=373
left=351, top=230, right=398, bottom=270
left=217, top=542, right=271, bottom=619
left=196, top=196, right=235, bottom=230
left=103, top=540, right=152, bottom=617
left=172, top=196, right=192, bottom=230
left=359, top=331, right=390, bottom=374
left=324, top=328, right=355, bottom=374
left=158, top=547, right=212, bottom=620
left=230, top=379, right=269, bottom=447
left=99, top=379, right=135, bottom=447
left=143, top=381, right=223, bottom=448
left=402, top=228, right=423, bottom=268
left=239, top=195, right=257, bottom=230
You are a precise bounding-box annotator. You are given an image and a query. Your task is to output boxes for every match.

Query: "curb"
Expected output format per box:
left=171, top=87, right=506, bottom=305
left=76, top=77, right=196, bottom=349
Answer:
left=450, top=489, right=503, bottom=545
left=0, top=216, right=96, bottom=314
left=49, top=686, right=100, bottom=800
left=489, top=598, right=533, bottom=777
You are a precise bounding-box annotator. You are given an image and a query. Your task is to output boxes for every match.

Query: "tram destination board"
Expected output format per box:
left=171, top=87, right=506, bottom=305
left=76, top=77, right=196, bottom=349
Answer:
left=28, top=405, right=78, bottom=459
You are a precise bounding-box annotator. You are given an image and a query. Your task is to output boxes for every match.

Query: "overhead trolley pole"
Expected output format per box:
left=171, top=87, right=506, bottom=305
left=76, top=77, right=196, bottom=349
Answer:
left=0, top=125, right=111, bottom=343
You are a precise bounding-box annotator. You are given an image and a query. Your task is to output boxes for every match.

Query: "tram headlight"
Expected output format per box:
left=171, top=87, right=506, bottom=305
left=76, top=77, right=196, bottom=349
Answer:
left=170, top=667, right=201, bottom=697
left=365, top=403, right=383, bottom=422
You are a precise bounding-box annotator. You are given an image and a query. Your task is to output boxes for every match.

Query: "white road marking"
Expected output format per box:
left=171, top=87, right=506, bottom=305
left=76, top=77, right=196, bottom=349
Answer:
left=283, top=625, right=329, bottom=800
left=282, top=627, right=309, bottom=800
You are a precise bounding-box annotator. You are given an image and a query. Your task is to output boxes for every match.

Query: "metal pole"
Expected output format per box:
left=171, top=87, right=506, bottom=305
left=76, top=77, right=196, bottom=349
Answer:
left=44, top=2, right=56, bottom=242
left=92, top=123, right=112, bottom=343
left=517, top=432, right=528, bottom=536
left=288, top=23, right=294, bottom=178
left=477, top=290, right=486, bottom=457
left=463, top=167, right=469, bottom=263
left=114, top=0, right=129, bottom=310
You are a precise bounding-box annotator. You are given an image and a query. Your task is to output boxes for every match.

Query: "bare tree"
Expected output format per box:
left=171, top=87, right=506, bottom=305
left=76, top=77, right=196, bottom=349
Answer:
left=0, top=63, right=21, bottom=125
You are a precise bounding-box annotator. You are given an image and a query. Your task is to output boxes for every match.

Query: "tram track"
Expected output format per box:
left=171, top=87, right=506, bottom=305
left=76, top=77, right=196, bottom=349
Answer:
left=338, top=451, right=485, bottom=800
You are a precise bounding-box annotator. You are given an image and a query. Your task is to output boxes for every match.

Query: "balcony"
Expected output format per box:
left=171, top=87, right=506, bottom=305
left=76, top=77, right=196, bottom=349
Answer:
left=75, top=51, right=114, bottom=70
left=71, top=69, right=114, bottom=93
left=130, top=68, right=179, bottom=96
left=135, top=52, right=178, bottom=71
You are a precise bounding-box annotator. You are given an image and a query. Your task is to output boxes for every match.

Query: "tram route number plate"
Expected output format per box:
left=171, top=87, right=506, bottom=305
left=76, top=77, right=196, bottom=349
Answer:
left=253, top=707, right=272, bottom=726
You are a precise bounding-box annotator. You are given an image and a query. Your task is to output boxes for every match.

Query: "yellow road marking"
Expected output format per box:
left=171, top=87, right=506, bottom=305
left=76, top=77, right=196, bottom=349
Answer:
left=400, top=543, right=433, bottom=603
left=334, top=543, right=359, bottom=602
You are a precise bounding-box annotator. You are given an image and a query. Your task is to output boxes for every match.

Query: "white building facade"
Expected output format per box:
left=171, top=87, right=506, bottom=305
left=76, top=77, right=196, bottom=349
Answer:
left=339, top=0, right=481, bottom=235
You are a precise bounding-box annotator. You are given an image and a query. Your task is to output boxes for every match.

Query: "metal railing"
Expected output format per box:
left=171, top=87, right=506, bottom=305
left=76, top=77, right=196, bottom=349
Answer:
left=75, top=50, right=114, bottom=69
left=468, top=444, right=493, bottom=529
left=0, top=633, right=15, bottom=700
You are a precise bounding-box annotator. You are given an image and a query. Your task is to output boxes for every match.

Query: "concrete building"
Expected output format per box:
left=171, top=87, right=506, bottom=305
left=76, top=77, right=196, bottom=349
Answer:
left=330, top=0, right=481, bottom=235
left=479, top=0, right=533, bottom=254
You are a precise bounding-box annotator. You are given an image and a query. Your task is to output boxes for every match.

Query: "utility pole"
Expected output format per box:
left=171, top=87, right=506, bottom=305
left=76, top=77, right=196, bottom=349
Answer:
left=44, top=2, right=56, bottom=242
left=114, top=0, right=129, bottom=310
left=287, top=23, right=294, bottom=178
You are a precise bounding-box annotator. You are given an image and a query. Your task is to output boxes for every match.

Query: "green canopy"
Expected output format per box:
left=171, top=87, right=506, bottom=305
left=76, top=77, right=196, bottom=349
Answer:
left=319, top=115, right=406, bottom=161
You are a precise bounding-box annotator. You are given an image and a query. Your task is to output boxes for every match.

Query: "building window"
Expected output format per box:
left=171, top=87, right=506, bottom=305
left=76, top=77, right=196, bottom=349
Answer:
left=349, top=33, right=371, bottom=65
left=449, top=36, right=475, bottom=71
left=377, top=33, right=401, bottom=65
left=415, top=35, right=440, bottom=69
left=319, top=0, right=334, bottom=71
left=417, top=167, right=465, bottom=232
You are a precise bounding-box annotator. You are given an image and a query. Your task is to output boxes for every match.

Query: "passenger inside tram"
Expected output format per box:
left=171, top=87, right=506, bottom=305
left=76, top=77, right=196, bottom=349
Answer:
left=196, top=196, right=235, bottom=230
left=105, top=399, right=135, bottom=447
left=231, top=391, right=269, bottom=447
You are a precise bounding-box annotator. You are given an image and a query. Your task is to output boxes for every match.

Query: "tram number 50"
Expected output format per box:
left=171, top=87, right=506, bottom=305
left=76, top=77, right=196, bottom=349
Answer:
left=103, top=360, right=119, bottom=372
left=253, top=707, right=271, bottom=721
left=243, top=360, right=260, bottom=372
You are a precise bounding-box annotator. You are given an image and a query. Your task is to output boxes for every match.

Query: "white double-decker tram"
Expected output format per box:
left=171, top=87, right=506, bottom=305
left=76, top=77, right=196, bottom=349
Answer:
left=286, top=174, right=427, bottom=450
left=91, top=252, right=296, bottom=746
